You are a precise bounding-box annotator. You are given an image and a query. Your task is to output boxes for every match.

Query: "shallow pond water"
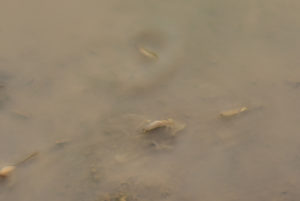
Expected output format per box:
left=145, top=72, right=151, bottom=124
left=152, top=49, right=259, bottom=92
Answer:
left=1, top=0, right=300, bottom=200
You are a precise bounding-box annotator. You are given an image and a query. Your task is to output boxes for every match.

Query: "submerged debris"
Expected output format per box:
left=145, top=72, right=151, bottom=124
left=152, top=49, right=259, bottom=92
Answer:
left=101, top=192, right=136, bottom=201
left=97, top=179, right=171, bottom=201
left=149, top=141, right=173, bottom=151
left=138, top=47, right=158, bottom=60
left=0, top=166, right=16, bottom=178
left=286, top=80, right=300, bottom=89
left=220, top=107, right=248, bottom=118
left=11, top=110, right=31, bottom=119
left=0, top=82, right=8, bottom=108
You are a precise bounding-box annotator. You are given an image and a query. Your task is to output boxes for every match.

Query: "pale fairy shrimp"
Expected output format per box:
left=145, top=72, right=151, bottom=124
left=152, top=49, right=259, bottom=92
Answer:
left=143, top=119, right=174, bottom=133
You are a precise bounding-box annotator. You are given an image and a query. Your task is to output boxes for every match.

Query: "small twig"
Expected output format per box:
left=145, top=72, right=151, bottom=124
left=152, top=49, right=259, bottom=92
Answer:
left=14, top=151, right=39, bottom=167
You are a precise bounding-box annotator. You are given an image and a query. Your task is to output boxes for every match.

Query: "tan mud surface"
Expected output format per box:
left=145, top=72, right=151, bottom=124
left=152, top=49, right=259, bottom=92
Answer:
left=1, top=1, right=300, bottom=201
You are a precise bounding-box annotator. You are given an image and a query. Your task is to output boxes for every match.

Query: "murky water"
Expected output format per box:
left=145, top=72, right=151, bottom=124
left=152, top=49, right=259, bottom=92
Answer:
left=1, top=0, right=300, bottom=200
